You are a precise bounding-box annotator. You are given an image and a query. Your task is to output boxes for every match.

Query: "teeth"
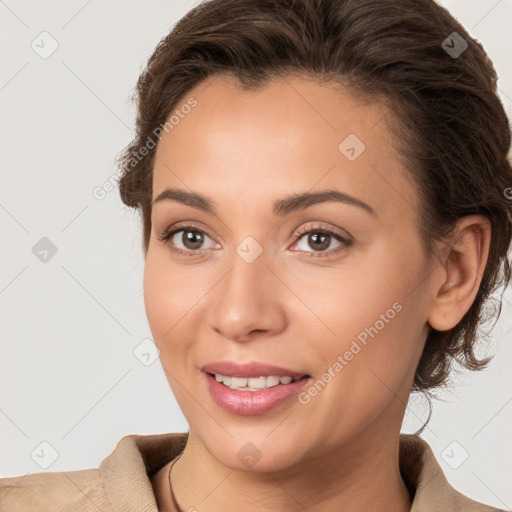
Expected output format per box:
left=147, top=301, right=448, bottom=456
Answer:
left=267, top=376, right=281, bottom=387
left=215, top=374, right=232, bottom=386
left=213, top=373, right=302, bottom=391
left=231, top=377, right=248, bottom=388
left=247, top=376, right=267, bottom=389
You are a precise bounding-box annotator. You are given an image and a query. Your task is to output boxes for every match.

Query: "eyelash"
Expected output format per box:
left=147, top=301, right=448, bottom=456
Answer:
left=156, top=221, right=353, bottom=258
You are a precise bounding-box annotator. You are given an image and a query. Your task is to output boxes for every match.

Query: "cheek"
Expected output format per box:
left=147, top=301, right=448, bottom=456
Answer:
left=143, top=257, right=168, bottom=338
left=295, top=254, right=409, bottom=345
left=329, top=254, right=425, bottom=392
left=143, top=248, right=210, bottom=366
left=143, top=250, right=188, bottom=348
left=305, top=238, right=425, bottom=382
left=300, top=300, right=421, bottom=443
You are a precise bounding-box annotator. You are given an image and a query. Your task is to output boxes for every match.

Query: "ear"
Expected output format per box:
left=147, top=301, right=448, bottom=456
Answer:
left=427, top=215, right=491, bottom=332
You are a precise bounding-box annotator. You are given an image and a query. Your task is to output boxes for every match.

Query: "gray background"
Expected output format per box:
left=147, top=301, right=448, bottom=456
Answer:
left=1, top=0, right=511, bottom=509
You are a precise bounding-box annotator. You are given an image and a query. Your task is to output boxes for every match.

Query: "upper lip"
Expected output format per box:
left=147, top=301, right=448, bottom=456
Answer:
left=202, top=361, right=308, bottom=379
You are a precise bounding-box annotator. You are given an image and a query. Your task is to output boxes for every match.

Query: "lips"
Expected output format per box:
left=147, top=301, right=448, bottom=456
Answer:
left=201, top=361, right=312, bottom=414
left=202, top=361, right=308, bottom=379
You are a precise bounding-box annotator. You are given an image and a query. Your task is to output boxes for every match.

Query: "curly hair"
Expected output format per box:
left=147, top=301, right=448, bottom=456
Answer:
left=116, top=0, right=512, bottom=417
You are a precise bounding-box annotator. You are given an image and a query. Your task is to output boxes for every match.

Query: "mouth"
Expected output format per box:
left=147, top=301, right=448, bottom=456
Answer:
left=201, top=361, right=312, bottom=415
left=205, top=372, right=309, bottom=391
left=202, top=361, right=310, bottom=387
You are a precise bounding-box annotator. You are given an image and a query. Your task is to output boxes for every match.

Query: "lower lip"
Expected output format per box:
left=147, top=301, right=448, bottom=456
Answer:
left=204, top=372, right=310, bottom=415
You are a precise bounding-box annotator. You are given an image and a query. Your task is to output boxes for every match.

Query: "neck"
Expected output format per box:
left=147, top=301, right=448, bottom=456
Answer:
left=170, top=429, right=412, bottom=512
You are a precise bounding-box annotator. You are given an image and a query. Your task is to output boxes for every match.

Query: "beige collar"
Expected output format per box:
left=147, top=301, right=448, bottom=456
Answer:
left=97, top=432, right=495, bottom=511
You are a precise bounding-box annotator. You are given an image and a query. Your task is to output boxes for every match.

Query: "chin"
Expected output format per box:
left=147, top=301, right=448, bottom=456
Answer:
left=200, top=432, right=303, bottom=474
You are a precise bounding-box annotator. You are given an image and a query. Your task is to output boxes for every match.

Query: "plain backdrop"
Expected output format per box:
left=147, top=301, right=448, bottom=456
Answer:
left=1, top=0, right=511, bottom=509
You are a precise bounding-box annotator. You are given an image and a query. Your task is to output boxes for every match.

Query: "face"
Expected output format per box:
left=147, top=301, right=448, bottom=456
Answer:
left=144, top=74, right=433, bottom=472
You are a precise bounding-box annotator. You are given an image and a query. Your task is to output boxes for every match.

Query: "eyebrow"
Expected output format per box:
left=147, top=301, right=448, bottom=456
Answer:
left=152, top=188, right=376, bottom=217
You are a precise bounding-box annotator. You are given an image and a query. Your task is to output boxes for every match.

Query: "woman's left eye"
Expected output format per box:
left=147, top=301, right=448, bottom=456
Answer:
left=157, top=222, right=352, bottom=258
left=290, top=225, right=352, bottom=257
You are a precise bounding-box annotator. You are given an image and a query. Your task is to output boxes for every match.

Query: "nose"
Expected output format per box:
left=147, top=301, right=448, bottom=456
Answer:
left=207, top=246, right=287, bottom=343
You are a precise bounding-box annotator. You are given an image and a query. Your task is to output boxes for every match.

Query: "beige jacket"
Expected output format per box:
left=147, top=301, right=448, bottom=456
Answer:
left=0, top=432, right=506, bottom=511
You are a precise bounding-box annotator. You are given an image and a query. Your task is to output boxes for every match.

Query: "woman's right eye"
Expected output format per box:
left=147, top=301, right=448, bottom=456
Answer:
left=157, top=224, right=218, bottom=256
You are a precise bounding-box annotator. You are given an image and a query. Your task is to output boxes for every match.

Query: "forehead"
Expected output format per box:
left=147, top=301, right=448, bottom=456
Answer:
left=152, top=74, right=418, bottom=222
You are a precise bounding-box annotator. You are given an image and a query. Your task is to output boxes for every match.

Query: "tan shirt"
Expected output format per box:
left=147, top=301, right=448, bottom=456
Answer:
left=0, top=432, right=506, bottom=511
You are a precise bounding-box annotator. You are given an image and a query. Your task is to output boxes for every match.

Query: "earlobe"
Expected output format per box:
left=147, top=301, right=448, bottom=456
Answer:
left=427, top=215, right=491, bottom=332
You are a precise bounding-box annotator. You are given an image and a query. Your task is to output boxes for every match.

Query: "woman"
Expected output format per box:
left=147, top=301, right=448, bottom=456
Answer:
left=1, top=0, right=510, bottom=510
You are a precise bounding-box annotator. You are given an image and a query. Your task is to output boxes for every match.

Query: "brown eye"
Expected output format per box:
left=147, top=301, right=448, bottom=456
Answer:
left=302, top=232, right=332, bottom=251
left=291, top=225, right=352, bottom=257
left=177, top=230, right=205, bottom=250
left=156, top=223, right=219, bottom=257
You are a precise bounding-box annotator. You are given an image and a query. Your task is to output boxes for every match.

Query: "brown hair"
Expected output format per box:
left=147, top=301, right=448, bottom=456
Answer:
left=117, top=0, right=512, bottom=411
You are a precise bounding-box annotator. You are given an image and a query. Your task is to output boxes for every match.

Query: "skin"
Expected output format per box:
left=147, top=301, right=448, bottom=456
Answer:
left=144, top=74, right=491, bottom=512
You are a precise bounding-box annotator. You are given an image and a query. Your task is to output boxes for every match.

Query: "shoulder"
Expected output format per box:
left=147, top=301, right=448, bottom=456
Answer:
left=399, top=434, right=507, bottom=512
left=448, top=486, right=508, bottom=512
left=0, top=431, right=187, bottom=511
left=0, top=468, right=112, bottom=511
